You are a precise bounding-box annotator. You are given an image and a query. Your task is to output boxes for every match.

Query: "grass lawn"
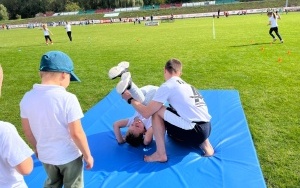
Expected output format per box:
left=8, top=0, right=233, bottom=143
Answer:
left=0, top=12, right=299, bottom=187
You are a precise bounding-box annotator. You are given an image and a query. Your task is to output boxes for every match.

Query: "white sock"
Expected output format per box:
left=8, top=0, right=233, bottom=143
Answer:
left=129, top=82, right=145, bottom=103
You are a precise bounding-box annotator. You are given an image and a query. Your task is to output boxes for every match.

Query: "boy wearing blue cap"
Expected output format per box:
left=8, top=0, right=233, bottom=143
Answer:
left=20, top=51, right=93, bottom=188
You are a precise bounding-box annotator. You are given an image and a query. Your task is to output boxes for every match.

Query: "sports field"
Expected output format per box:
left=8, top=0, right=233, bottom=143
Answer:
left=0, top=13, right=299, bottom=187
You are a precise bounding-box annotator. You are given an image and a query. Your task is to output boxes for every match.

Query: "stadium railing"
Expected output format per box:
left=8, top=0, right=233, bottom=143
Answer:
left=77, top=10, right=96, bottom=15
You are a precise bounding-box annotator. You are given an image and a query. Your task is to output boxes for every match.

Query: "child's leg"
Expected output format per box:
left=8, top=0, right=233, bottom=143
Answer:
left=67, top=32, right=72, bottom=41
left=269, top=28, right=275, bottom=39
left=140, top=85, right=159, bottom=105
left=274, top=28, right=282, bottom=41
left=128, top=82, right=145, bottom=103
left=116, top=72, right=145, bottom=103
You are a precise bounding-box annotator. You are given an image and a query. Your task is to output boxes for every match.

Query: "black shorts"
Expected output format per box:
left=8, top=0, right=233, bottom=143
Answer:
left=164, top=107, right=211, bottom=146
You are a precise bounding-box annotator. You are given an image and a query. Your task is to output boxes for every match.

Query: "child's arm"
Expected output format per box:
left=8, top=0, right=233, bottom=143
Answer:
left=21, top=118, right=37, bottom=154
left=113, top=119, right=128, bottom=144
left=277, top=14, right=281, bottom=19
left=48, top=29, right=53, bottom=35
left=143, top=126, right=153, bottom=145
left=15, top=157, right=33, bottom=175
left=69, top=120, right=94, bottom=169
left=0, top=65, right=3, bottom=96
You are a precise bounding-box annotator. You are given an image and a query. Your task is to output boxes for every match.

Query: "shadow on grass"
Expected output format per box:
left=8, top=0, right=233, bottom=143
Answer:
left=3, top=41, right=66, bottom=49
left=229, top=42, right=278, bottom=47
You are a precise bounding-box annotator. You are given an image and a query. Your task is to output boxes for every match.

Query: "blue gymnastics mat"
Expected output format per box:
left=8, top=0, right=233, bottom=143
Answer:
left=25, top=89, right=266, bottom=188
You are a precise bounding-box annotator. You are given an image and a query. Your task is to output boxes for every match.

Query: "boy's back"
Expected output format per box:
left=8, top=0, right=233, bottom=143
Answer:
left=20, top=84, right=83, bottom=165
left=20, top=51, right=93, bottom=187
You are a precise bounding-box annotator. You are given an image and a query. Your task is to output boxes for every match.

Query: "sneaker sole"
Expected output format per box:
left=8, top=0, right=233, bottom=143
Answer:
left=108, top=61, right=130, bottom=79
left=116, top=72, right=131, bottom=94
left=118, top=61, right=129, bottom=69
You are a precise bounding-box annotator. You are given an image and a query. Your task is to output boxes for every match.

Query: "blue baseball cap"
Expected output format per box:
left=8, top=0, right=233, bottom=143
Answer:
left=39, top=51, right=80, bottom=82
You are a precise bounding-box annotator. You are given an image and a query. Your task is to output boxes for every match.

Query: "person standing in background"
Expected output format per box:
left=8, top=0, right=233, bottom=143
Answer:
left=65, top=22, right=72, bottom=41
left=42, top=24, right=53, bottom=45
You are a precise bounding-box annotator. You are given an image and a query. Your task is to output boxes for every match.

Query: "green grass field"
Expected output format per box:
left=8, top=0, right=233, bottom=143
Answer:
left=0, top=13, right=299, bottom=187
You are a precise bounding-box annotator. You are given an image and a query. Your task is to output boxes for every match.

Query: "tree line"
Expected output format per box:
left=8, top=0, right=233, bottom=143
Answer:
left=0, top=0, right=209, bottom=20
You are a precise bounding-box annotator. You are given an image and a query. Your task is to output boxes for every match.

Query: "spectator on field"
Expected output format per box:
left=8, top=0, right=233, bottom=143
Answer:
left=65, top=22, right=72, bottom=41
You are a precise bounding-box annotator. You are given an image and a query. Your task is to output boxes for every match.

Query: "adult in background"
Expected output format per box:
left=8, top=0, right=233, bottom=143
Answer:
left=122, top=58, right=214, bottom=162
left=65, top=22, right=72, bottom=41
left=0, top=65, right=34, bottom=188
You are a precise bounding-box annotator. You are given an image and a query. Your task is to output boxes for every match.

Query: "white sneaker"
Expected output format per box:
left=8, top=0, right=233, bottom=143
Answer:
left=108, top=61, right=130, bottom=79
left=116, top=72, right=131, bottom=94
left=273, top=38, right=277, bottom=42
left=280, top=40, right=284, bottom=43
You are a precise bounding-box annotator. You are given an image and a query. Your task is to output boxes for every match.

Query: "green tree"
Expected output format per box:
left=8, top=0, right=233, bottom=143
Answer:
left=65, top=1, right=81, bottom=11
left=0, top=4, right=9, bottom=20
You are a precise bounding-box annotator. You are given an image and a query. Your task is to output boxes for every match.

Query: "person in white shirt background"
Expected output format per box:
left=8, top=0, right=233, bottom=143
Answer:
left=65, top=22, right=72, bottom=41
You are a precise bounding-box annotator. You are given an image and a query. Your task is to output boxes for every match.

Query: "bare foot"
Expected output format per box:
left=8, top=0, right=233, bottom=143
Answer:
left=202, top=146, right=214, bottom=157
left=144, top=152, right=168, bottom=163
left=200, top=139, right=214, bottom=157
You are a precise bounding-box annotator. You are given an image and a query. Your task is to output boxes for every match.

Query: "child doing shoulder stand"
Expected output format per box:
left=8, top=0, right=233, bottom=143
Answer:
left=109, top=61, right=158, bottom=147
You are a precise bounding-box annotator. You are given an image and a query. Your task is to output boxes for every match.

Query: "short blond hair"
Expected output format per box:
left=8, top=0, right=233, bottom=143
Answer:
left=39, top=71, right=62, bottom=80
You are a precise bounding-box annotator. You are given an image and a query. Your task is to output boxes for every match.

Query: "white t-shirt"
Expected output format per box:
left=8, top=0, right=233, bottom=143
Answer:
left=65, top=24, right=71, bottom=32
left=153, top=76, right=211, bottom=122
left=126, top=111, right=152, bottom=130
left=0, top=121, right=33, bottom=188
left=125, top=85, right=157, bottom=129
left=43, top=29, right=50, bottom=36
left=20, top=84, right=84, bottom=165
left=269, top=16, right=278, bottom=28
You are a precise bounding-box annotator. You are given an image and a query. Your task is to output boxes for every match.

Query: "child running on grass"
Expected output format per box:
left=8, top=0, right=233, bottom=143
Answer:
left=267, top=11, right=283, bottom=43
